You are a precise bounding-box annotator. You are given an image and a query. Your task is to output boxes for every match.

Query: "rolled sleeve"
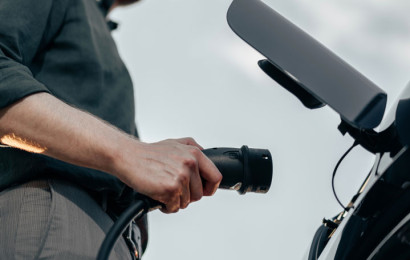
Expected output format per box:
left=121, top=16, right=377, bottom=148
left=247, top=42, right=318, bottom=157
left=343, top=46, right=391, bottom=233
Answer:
left=0, top=52, right=50, bottom=108
left=0, top=0, right=62, bottom=108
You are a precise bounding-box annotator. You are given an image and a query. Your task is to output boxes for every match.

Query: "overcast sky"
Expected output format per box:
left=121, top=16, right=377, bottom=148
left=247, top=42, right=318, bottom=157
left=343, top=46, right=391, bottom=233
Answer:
left=110, top=0, right=410, bottom=259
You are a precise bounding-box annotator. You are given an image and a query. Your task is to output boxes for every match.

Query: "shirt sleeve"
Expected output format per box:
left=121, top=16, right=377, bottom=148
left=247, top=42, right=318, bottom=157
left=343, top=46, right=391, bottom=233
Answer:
left=0, top=0, right=64, bottom=108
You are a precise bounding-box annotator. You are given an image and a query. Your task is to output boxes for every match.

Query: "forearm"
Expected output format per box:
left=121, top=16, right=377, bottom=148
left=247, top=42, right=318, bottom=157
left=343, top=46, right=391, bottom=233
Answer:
left=0, top=92, right=222, bottom=213
left=0, top=92, right=132, bottom=177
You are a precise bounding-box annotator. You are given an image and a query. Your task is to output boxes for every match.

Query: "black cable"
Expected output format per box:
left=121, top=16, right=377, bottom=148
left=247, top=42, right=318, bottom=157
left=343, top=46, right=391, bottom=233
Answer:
left=97, top=200, right=147, bottom=260
left=97, top=195, right=161, bottom=260
left=332, top=141, right=359, bottom=211
left=96, top=146, right=273, bottom=259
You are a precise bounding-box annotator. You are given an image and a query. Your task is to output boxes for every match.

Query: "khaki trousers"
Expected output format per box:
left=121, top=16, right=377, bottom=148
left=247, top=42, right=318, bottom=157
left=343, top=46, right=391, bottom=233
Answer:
left=0, top=179, right=132, bottom=260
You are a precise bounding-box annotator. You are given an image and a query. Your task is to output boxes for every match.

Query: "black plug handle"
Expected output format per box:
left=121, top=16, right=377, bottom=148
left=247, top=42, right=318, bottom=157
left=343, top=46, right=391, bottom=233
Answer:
left=97, top=145, right=273, bottom=260
left=203, top=145, right=273, bottom=194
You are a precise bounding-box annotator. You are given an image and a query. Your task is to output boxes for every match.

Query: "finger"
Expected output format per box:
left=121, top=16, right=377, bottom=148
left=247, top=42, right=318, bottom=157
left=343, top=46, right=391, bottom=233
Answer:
left=180, top=177, right=190, bottom=209
left=189, top=166, right=203, bottom=202
left=159, top=179, right=182, bottom=214
left=161, top=195, right=180, bottom=214
left=175, top=137, right=204, bottom=150
left=197, top=152, right=222, bottom=196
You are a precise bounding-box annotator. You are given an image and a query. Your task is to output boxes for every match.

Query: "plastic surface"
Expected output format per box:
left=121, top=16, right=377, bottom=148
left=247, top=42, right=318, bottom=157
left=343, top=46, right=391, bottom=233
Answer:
left=396, top=98, right=410, bottom=147
left=203, top=146, right=273, bottom=194
left=227, top=0, right=386, bottom=129
left=258, top=59, right=324, bottom=109
left=308, top=225, right=332, bottom=260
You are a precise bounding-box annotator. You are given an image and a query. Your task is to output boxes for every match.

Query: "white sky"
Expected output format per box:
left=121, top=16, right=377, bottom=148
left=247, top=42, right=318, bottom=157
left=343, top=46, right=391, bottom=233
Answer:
left=110, top=0, right=410, bottom=259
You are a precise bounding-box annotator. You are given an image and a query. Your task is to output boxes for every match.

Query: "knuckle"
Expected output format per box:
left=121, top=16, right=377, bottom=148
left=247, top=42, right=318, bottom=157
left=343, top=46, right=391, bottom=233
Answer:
left=182, top=156, right=197, bottom=169
left=188, top=137, right=197, bottom=144
left=165, top=180, right=180, bottom=195
left=189, top=146, right=201, bottom=156
left=184, top=137, right=194, bottom=143
left=176, top=171, right=189, bottom=184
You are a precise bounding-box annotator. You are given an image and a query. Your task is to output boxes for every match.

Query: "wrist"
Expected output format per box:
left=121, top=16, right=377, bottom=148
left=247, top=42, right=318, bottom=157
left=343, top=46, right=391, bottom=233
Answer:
left=107, top=134, right=144, bottom=187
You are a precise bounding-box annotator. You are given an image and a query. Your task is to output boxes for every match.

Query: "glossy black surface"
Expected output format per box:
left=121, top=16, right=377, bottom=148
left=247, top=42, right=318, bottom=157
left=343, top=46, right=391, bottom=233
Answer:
left=203, top=146, right=273, bottom=194
left=227, top=0, right=387, bottom=129
left=258, top=59, right=324, bottom=109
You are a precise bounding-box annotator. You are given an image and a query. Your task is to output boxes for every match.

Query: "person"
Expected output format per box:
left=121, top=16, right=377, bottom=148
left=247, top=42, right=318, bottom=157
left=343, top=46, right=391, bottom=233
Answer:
left=0, top=0, right=222, bottom=259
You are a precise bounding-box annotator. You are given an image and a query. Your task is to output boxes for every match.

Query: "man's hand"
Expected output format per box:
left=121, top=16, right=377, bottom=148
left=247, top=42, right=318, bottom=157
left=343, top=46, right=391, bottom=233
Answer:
left=114, top=137, right=222, bottom=213
left=0, top=93, right=222, bottom=213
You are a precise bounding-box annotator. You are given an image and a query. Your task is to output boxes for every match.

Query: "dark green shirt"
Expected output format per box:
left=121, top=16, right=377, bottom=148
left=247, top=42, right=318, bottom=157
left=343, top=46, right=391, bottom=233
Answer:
left=0, top=0, right=136, bottom=195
